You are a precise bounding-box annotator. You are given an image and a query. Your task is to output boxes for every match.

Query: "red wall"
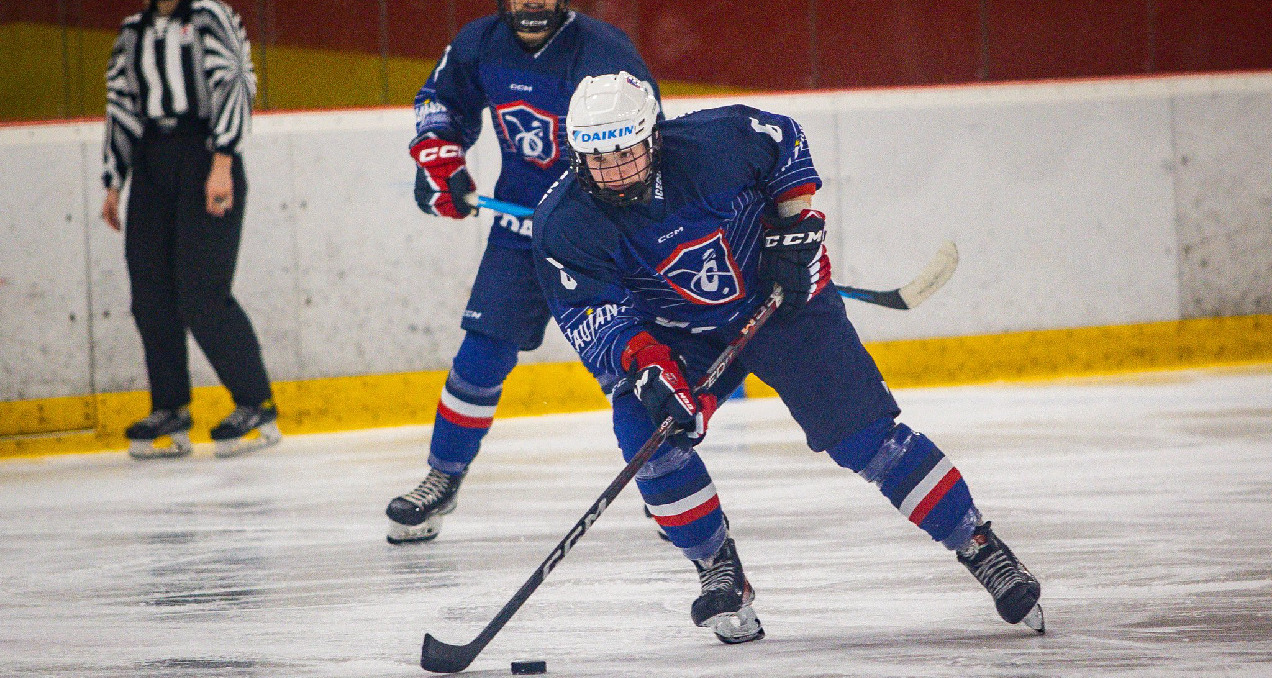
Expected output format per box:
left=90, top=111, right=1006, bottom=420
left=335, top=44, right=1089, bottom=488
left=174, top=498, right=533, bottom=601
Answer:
left=817, top=1, right=983, bottom=88
left=1154, top=0, right=1272, bottom=72
left=15, top=0, right=1272, bottom=88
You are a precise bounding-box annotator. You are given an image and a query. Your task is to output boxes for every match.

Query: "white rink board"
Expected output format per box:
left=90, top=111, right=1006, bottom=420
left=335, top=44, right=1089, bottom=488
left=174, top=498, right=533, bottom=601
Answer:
left=1, top=73, right=1270, bottom=400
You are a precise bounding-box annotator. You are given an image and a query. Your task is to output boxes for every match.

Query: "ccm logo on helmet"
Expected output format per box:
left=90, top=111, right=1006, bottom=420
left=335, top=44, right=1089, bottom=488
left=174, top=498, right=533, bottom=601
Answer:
left=765, top=231, right=826, bottom=247
left=572, top=125, right=636, bottom=143
left=417, top=143, right=462, bottom=164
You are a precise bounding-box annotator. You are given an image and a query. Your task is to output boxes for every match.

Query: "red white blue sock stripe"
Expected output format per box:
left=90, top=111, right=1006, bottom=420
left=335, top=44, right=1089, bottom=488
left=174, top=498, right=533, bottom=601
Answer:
left=645, top=482, right=720, bottom=528
left=437, top=384, right=498, bottom=429
left=898, top=456, right=962, bottom=526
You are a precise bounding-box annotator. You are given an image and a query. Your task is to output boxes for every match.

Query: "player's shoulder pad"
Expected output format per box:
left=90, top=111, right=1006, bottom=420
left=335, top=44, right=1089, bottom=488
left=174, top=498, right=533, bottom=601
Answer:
left=532, top=170, right=581, bottom=244
left=660, top=104, right=761, bottom=140
left=684, top=104, right=772, bottom=127
left=570, top=12, right=636, bottom=44
left=675, top=104, right=795, bottom=146
left=449, top=14, right=503, bottom=60
left=532, top=171, right=619, bottom=254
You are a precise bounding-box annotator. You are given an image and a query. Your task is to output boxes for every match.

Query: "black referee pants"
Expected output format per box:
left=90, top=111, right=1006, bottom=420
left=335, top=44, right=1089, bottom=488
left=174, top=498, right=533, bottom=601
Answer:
left=125, top=128, right=273, bottom=411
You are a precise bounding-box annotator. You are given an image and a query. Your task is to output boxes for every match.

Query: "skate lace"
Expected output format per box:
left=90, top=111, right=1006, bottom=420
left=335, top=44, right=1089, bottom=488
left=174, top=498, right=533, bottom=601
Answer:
left=402, top=470, right=453, bottom=507
left=222, top=406, right=258, bottom=429
left=969, top=548, right=1027, bottom=598
left=698, top=557, right=740, bottom=594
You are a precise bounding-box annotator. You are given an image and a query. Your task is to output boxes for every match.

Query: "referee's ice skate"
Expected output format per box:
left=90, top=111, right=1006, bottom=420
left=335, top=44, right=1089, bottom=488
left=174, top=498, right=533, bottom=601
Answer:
left=957, top=521, right=1045, bottom=632
left=385, top=468, right=465, bottom=544
left=691, top=537, right=765, bottom=644
left=125, top=407, right=194, bottom=459
left=210, top=401, right=282, bottom=458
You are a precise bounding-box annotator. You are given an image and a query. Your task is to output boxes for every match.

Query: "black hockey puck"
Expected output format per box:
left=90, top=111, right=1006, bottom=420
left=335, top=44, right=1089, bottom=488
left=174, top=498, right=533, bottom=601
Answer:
left=511, top=659, right=547, bottom=674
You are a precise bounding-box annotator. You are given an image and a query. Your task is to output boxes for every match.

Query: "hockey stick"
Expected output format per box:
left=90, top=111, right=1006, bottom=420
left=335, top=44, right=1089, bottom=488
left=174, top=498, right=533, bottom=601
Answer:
left=420, top=286, right=786, bottom=673
left=469, top=196, right=957, bottom=311
left=464, top=193, right=535, bottom=218
left=836, top=241, right=959, bottom=310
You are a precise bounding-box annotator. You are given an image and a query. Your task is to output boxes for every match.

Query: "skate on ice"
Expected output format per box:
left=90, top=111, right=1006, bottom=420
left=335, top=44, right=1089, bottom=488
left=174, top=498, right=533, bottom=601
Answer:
left=211, top=401, right=281, bottom=458
left=386, top=468, right=466, bottom=544
left=126, top=407, right=194, bottom=460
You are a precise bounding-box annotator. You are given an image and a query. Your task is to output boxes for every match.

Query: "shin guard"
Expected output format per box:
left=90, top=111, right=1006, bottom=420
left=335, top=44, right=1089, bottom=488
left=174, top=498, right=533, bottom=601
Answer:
left=829, top=418, right=980, bottom=550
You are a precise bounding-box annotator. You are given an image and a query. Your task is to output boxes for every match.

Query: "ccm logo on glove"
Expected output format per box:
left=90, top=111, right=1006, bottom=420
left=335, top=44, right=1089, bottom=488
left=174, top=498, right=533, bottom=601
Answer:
left=414, top=142, right=462, bottom=165
left=765, top=230, right=827, bottom=248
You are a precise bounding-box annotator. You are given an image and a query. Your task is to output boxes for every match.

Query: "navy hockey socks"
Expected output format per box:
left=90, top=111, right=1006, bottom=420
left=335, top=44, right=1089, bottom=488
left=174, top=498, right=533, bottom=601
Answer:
left=428, top=332, right=518, bottom=474
left=828, top=417, right=981, bottom=550
left=614, top=393, right=727, bottom=560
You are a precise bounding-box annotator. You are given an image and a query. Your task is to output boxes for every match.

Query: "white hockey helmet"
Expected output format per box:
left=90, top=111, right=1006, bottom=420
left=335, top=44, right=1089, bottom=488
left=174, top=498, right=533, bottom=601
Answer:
left=566, top=71, right=661, bottom=205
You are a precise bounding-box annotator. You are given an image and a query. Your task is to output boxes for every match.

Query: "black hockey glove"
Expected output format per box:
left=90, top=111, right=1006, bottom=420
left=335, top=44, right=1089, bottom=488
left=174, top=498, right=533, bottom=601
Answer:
left=759, top=208, right=830, bottom=320
left=622, top=331, right=719, bottom=448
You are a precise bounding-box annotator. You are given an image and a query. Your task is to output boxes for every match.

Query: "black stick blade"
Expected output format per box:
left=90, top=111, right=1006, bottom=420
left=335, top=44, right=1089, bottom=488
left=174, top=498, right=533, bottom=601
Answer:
left=421, top=634, right=478, bottom=673
left=836, top=286, right=908, bottom=309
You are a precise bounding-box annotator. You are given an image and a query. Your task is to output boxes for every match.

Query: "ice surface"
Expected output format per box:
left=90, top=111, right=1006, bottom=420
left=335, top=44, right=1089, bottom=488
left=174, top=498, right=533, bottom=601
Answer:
left=2, top=366, right=1271, bottom=677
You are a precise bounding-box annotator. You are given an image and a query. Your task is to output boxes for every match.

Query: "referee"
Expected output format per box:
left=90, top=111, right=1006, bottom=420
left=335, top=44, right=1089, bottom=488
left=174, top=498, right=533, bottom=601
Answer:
left=101, top=0, right=278, bottom=459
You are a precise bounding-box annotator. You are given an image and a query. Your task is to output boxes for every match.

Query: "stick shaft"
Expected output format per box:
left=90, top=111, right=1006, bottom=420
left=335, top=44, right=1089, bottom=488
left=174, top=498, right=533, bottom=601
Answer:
left=420, top=287, right=784, bottom=673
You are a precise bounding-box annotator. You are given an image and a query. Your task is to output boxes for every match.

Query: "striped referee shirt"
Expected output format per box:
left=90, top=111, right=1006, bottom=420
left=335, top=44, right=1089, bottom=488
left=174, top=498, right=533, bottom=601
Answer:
left=102, top=0, right=256, bottom=190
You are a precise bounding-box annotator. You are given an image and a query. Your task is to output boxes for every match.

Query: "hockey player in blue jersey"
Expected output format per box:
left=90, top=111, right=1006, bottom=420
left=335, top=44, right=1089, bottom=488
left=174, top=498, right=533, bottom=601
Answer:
left=531, top=73, right=1044, bottom=644
left=384, top=1, right=662, bottom=544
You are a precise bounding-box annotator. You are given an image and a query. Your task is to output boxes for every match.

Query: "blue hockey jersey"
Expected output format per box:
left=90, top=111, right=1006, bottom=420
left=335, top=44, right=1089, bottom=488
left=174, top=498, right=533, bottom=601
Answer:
left=532, top=105, right=822, bottom=391
left=413, top=12, right=659, bottom=249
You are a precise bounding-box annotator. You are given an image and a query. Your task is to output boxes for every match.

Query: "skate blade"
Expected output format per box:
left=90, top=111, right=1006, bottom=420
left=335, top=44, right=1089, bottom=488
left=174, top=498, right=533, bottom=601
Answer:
left=1020, top=603, right=1045, bottom=633
left=702, top=605, right=765, bottom=644
left=214, top=422, right=282, bottom=459
left=387, top=514, right=445, bottom=544
left=128, top=432, right=193, bottom=460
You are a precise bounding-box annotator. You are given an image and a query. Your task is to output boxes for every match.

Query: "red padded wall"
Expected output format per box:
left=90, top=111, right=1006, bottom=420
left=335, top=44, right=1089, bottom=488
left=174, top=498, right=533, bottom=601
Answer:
left=816, top=1, right=982, bottom=89
left=986, top=0, right=1151, bottom=80
left=12, top=0, right=1272, bottom=89
left=617, top=0, right=813, bottom=90
left=1153, top=0, right=1272, bottom=73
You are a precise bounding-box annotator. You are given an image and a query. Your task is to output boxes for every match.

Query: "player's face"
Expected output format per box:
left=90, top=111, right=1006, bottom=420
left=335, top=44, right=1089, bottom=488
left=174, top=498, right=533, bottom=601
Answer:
left=583, top=143, right=652, bottom=191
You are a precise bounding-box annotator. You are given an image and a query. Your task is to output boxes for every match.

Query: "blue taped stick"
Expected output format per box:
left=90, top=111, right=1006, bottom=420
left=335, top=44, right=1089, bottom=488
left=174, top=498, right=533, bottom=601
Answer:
left=474, top=195, right=535, bottom=218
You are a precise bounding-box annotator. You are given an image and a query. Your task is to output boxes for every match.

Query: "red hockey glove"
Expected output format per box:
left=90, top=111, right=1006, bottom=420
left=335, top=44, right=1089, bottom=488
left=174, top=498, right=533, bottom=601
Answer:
left=410, top=136, right=475, bottom=219
left=622, top=332, right=719, bottom=446
left=759, top=208, right=831, bottom=320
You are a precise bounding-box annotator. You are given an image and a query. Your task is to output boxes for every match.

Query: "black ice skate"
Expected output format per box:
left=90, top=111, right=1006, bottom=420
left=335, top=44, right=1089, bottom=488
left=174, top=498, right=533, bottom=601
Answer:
left=210, top=400, right=281, bottom=458
left=957, top=521, right=1045, bottom=633
left=691, top=537, right=765, bottom=644
left=126, top=407, right=193, bottom=459
left=385, top=468, right=466, bottom=544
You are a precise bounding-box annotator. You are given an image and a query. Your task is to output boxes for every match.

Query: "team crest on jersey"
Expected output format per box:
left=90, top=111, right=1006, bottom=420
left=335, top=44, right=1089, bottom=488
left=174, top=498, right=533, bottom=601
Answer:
left=657, top=231, right=745, bottom=305
left=495, top=101, right=559, bottom=169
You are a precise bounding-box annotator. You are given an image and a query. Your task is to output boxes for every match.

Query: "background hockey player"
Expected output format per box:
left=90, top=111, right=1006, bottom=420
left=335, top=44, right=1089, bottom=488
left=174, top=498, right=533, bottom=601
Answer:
left=385, top=1, right=661, bottom=543
left=531, top=72, right=1044, bottom=644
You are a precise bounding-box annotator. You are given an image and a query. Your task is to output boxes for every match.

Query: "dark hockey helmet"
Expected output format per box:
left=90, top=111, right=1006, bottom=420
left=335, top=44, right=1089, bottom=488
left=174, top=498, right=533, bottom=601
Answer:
left=498, top=0, right=569, bottom=37
left=566, top=72, right=661, bottom=207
